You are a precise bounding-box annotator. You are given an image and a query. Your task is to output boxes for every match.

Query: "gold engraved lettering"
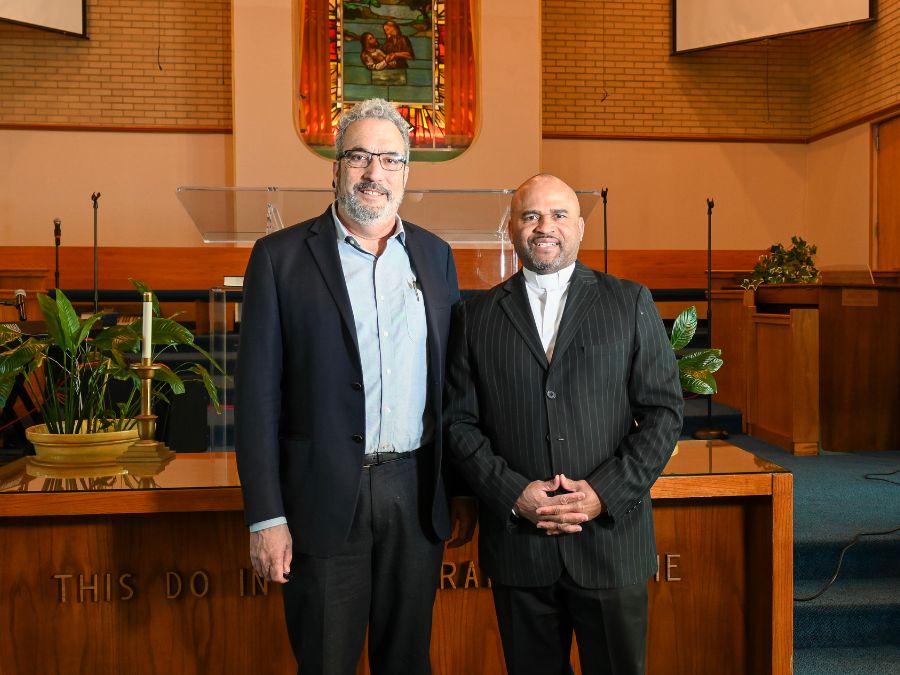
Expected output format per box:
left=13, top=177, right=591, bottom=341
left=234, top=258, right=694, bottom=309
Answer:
left=104, top=573, right=112, bottom=602
left=166, top=572, right=183, bottom=599
left=189, top=571, right=210, bottom=598
left=441, top=562, right=457, bottom=590
left=53, top=574, right=73, bottom=603
left=119, top=574, right=134, bottom=601
left=463, top=561, right=479, bottom=589
left=665, top=554, right=682, bottom=582
left=252, top=572, right=268, bottom=596
left=654, top=555, right=661, bottom=582
left=78, top=573, right=99, bottom=603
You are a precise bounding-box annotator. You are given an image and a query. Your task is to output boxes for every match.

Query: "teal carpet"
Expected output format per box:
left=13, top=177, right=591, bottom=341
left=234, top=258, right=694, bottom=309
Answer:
left=728, top=435, right=900, bottom=675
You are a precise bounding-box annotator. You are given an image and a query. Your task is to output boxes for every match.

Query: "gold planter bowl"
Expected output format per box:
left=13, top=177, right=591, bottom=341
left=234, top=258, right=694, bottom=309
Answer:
left=25, top=423, right=140, bottom=465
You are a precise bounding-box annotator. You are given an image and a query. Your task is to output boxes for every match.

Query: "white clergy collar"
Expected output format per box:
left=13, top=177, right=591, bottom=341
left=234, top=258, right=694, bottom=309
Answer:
left=522, top=262, right=576, bottom=291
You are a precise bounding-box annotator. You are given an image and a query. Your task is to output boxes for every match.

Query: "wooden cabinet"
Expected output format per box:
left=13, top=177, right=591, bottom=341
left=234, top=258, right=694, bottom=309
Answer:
left=712, top=283, right=900, bottom=453
left=0, top=443, right=792, bottom=675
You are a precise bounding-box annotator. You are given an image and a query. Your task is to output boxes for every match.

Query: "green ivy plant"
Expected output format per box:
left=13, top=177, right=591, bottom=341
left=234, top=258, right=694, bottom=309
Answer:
left=670, top=306, right=723, bottom=396
left=0, top=279, right=221, bottom=435
left=741, top=236, right=819, bottom=290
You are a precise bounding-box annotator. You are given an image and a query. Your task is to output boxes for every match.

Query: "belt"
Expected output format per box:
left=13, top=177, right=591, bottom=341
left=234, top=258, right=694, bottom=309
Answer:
left=362, top=447, right=422, bottom=468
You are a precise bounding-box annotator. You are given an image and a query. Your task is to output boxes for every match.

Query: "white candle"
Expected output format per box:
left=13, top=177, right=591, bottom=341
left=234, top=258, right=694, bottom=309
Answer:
left=141, top=292, right=152, bottom=361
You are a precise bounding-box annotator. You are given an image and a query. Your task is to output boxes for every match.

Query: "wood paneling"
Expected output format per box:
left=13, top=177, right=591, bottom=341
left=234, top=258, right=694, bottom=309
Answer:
left=719, top=284, right=900, bottom=452
left=819, top=285, right=900, bottom=451
left=746, top=310, right=820, bottom=455
left=710, top=289, right=755, bottom=422
left=0, top=456, right=792, bottom=675
left=0, top=246, right=763, bottom=293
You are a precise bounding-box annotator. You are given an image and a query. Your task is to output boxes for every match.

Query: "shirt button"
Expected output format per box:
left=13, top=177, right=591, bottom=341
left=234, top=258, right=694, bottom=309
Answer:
left=382, top=331, right=389, bottom=337
left=351, top=382, right=363, bottom=390
left=386, top=369, right=391, bottom=375
left=351, top=434, right=364, bottom=443
left=546, top=390, right=557, bottom=399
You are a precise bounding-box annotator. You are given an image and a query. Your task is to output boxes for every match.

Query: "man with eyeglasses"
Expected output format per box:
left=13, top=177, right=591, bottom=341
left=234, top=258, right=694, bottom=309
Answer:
left=235, top=98, right=476, bottom=675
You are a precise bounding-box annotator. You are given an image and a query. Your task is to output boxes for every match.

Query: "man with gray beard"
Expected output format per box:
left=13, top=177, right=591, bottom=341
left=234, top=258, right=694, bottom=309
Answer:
left=235, top=98, right=475, bottom=675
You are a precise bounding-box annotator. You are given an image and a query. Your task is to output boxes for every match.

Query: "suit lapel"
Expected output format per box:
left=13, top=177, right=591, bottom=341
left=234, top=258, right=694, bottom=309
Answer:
left=404, top=225, right=442, bottom=357
left=499, top=272, right=549, bottom=370
left=306, top=209, right=360, bottom=358
left=551, top=261, right=600, bottom=363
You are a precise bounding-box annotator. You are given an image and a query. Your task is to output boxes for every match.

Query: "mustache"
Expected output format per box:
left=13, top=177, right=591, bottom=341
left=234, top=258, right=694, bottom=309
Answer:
left=527, top=235, right=560, bottom=246
left=353, top=181, right=391, bottom=198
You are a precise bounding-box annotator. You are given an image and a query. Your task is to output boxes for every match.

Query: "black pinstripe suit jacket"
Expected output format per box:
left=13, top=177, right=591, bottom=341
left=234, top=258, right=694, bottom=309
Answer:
left=445, top=262, right=683, bottom=588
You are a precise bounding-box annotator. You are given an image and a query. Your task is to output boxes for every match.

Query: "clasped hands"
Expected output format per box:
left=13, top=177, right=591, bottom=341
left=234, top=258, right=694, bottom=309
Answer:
left=514, top=474, right=604, bottom=535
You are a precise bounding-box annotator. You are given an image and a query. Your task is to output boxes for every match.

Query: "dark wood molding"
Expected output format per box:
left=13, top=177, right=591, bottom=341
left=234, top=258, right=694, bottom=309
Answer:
left=808, top=101, right=900, bottom=142
left=0, top=123, right=232, bottom=134
left=543, top=132, right=806, bottom=144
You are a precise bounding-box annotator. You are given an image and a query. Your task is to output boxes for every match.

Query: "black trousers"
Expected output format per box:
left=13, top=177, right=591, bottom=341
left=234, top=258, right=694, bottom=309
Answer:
left=492, top=571, right=649, bottom=675
left=282, top=453, right=443, bottom=675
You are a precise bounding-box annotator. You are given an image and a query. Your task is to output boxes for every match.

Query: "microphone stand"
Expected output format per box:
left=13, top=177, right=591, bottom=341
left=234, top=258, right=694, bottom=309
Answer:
left=91, top=192, right=101, bottom=314
left=54, top=219, right=61, bottom=289
left=693, top=197, right=727, bottom=440
left=601, top=187, right=609, bottom=273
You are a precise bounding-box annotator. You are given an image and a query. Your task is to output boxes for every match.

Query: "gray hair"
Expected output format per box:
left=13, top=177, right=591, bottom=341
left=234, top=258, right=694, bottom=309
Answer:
left=335, top=98, right=411, bottom=159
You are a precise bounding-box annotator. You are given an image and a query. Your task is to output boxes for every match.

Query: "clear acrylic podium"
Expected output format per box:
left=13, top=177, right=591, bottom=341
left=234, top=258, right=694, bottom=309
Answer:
left=178, top=186, right=603, bottom=451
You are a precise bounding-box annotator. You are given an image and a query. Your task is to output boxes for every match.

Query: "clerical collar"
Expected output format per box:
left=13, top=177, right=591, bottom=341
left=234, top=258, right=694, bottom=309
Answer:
left=522, top=262, right=576, bottom=291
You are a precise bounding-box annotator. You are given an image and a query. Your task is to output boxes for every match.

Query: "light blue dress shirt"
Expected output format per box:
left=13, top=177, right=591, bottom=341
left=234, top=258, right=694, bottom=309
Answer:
left=250, top=205, right=429, bottom=533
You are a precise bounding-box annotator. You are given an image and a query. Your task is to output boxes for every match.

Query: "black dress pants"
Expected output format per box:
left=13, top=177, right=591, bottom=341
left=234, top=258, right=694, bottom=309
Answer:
left=492, top=570, right=649, bottom=675
left=282, top=453, right=444, bottom=675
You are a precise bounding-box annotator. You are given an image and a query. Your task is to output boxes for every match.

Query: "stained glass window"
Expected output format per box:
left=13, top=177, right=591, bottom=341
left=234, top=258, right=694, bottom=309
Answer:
left=297, top=0, right=477, bottom=161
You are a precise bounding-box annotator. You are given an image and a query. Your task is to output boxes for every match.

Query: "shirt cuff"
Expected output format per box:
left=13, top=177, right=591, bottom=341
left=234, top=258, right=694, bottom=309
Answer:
left=249, top=516, right=287, bottom=533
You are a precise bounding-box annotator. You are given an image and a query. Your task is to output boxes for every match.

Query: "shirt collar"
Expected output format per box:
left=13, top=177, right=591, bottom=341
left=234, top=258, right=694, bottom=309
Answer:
left=522, top=262, right=577, bottom=291
left=331, top=202, right=405, bottom=248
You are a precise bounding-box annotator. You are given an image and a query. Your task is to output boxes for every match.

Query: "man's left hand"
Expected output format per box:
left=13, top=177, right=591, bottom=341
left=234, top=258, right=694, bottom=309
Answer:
left=447, top=496, right=478, bottom=548
left=535, top=474, right=605, bottom=535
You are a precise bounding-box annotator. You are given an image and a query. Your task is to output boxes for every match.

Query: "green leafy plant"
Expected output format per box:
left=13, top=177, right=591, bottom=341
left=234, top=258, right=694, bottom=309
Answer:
left=0, top=279, right=220, bottom=435
left=741, top=236, right=819, bottom=290
left=670, top=306, right=723, bottom=396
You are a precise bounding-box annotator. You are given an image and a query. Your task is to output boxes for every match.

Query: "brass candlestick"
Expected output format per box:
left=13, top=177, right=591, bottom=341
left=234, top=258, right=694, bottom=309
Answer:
left=117, top=358, right=175, bottom=464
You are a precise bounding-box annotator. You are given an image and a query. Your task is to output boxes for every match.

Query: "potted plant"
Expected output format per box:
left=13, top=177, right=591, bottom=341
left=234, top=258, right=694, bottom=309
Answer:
left=741, top=236, right=819, bottom=290
left=0, top=280, right=220, bottom=463
left=670, top=306, right=722, bottom=396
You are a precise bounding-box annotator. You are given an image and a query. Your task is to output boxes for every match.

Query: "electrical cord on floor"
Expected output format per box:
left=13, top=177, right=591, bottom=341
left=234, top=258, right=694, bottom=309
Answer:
left=795, top=468, right=900, bottom=602
left=794, top=525, right=900, bottom=601
left=864, top=468, right=900, bottom=487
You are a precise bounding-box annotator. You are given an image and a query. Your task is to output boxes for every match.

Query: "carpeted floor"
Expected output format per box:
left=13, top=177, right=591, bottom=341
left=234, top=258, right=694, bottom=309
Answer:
left=725, top=435, right=900, bottom=675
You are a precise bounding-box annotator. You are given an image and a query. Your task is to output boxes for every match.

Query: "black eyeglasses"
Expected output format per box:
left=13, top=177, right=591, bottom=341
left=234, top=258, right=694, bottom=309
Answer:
left=339, top=150, right=408, bottom=171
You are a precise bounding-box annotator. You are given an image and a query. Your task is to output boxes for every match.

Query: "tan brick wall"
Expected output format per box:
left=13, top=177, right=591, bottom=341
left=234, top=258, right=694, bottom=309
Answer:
left=809, top=0, right=900, bottom=135
left=541, top=0, right=810, bottom=138
left=2, top=0, right=894, bottom=135
left=0, top=0, right=231, bottom=127
left=542, top=0, right=900, bottom=139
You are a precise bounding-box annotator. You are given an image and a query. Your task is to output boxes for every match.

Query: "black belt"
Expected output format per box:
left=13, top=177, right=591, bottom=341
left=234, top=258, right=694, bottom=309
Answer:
left=362, top=447, right=423, bottom=468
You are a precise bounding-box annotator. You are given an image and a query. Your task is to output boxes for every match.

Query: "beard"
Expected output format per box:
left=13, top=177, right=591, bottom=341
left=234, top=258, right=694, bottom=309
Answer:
left=519, top=237, right=572, bottom=273
left=337, top=180, right=404, bottom=227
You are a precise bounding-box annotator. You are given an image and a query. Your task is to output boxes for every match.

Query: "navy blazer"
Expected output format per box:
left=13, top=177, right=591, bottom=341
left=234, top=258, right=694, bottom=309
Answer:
left=235, top=207, right=460, bottom=557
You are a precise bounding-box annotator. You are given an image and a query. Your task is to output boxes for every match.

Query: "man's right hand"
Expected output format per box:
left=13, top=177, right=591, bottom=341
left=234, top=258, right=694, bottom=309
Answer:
left=249, top=523, right=293, bottom=584
left=514, top=475, right=587, bottom=534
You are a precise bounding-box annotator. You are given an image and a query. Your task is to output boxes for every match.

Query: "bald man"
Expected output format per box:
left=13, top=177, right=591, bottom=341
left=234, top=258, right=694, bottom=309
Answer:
left=445, top=175, right=683, bottom=675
